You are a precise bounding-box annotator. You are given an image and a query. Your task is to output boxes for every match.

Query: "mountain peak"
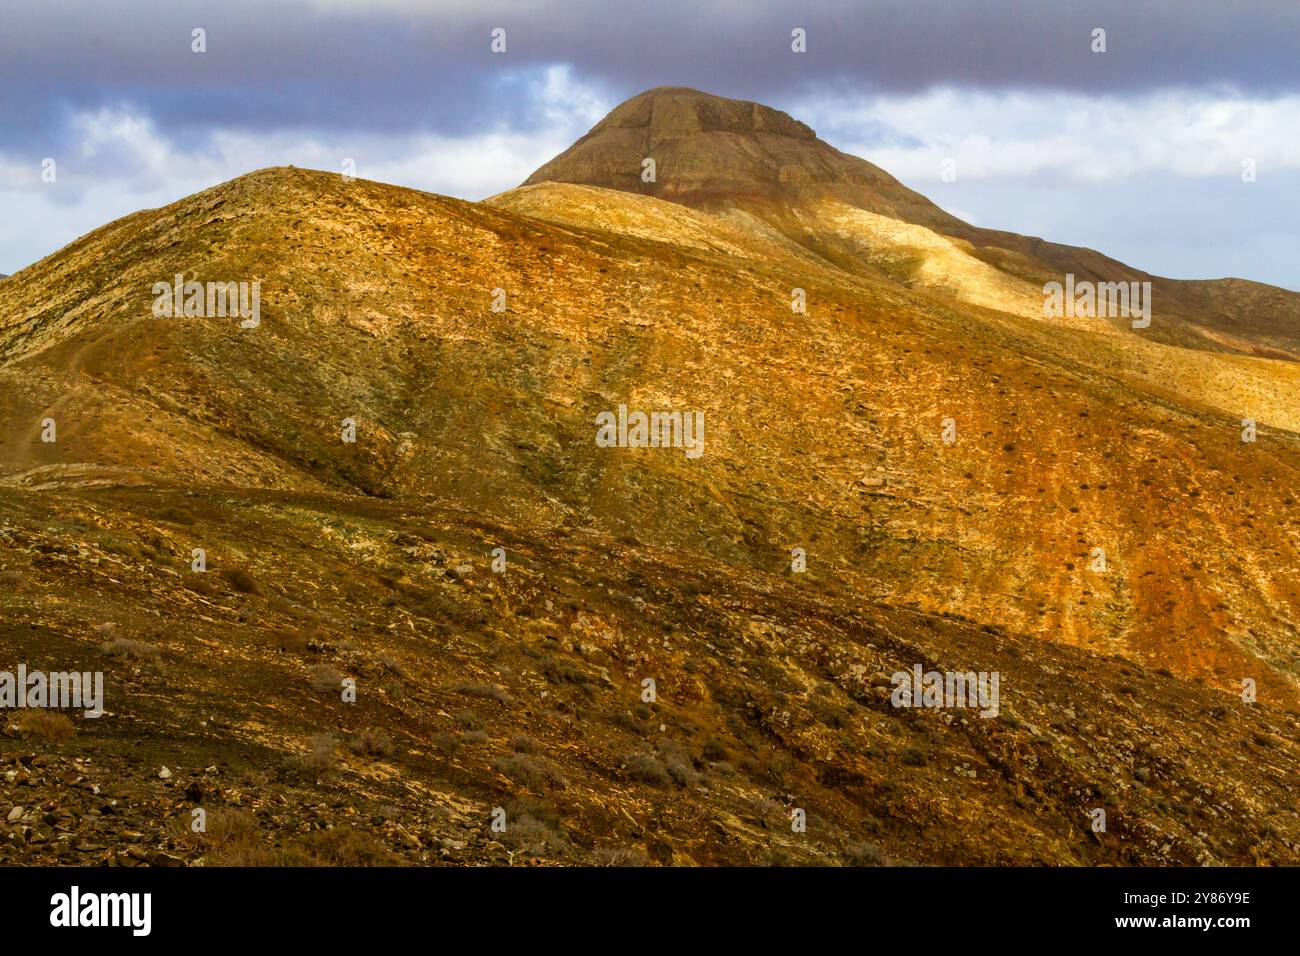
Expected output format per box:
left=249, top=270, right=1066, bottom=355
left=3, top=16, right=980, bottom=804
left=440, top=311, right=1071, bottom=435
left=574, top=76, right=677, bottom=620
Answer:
left=523, top=86, right=888, bottom=201
left=522, top=86, right=958, bottom=229
left=591, top=87, right=817, bottom=141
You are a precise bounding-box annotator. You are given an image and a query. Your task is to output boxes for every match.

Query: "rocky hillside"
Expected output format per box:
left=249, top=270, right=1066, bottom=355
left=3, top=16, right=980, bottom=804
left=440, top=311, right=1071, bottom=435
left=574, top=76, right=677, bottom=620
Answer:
left=1, top=483, right=1295, bottom=866
left=0, top=90, right=1297, bottom=866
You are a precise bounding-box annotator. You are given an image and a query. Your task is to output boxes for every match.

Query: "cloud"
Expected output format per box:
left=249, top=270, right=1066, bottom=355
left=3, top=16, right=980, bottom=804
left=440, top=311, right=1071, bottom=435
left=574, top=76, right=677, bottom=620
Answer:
left=778, top=86, right=1300, bottom=288
left=790, top=88, right=1300, bottom=183
left=3, top=0, right=1299, bottom=156
left=0, top=65, right=611, bottom=272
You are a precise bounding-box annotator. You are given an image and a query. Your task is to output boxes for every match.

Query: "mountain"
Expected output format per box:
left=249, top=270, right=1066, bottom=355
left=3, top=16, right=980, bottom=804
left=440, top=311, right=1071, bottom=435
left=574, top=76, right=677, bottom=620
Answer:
left=523, top=86, right=1300, bottom=360
left=0, top=91, right=1297, bottom=866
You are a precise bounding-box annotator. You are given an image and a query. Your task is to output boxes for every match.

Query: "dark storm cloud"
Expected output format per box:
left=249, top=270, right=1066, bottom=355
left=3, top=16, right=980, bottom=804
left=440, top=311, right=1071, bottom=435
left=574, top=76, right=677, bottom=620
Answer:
left=0, top=0, right=593, bottom=151
left=504, top=0, right=1300, bottom=101
left=1, top=0, right=1297, bottom=151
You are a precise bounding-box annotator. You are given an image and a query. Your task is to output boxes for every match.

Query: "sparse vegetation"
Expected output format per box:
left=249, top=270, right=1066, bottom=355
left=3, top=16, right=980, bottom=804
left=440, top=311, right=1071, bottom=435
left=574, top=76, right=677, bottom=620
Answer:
left=101, top=637, right=161, bottom=661
left=349, top=729, right=395, bottom=758
left=13, top=711, right=75, bottom=744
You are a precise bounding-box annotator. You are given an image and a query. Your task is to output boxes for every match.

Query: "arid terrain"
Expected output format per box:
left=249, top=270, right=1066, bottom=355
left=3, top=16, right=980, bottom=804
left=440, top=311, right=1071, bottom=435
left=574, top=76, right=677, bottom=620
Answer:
left=1, top=88, right=1297, bottom=866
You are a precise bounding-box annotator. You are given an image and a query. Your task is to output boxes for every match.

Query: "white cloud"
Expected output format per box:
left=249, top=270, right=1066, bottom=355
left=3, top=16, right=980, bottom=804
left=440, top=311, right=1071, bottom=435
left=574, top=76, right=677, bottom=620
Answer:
left=533, top=63, right=612, bottom=130
left=0, top=66, right=611, bottom=273
left=790, top=87, right=1300, bottom=183
left=73, top=108, right=174, bottom=176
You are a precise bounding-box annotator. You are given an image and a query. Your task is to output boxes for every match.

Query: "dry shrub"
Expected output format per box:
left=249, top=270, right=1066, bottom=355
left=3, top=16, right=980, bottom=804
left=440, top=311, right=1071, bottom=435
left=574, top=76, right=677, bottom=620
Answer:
left=271, top=629, right=310, bottom=653
left=592, top=847, right=650, bottom=867
left=654, top=737, right=700, bottom=787
left=492, top=754, right=566, bottom=791
left=158, top=507, right=196, bottom=526
left=309, top=663, right=342, bottom=693
left=298, top=733, right=337, bottom=774
left=101, top=637, right=161, bottom=661
left=454, top=710, right=482, bottom=730
left=498, top=812, right=568, bottom=858
left=220, top=568, right=259, bottom=594
left=169, top=809, right=296, bottom=866
left=298, top=826, right=400, bottom=866
left=623, top=752, right=672, bottom=787
left=509, top=734, right=540, bottom=754
left=844, top=841, right=893, bottom=866
left=453, top=683, right=512, bottom=705
left=349, top=729, right=394, bottom=758
left=15, top=711, right=75, bottom=744
left=184, top=574, right=220, bottom=596
left=169, top=810, right=396, bottom=866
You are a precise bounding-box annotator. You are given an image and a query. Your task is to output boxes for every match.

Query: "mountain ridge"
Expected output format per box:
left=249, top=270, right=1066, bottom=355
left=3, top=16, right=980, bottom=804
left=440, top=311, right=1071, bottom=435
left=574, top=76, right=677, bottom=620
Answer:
left=0, top=93, right=1298, bottom=867
left=522, top=86, right=1300, bottom=360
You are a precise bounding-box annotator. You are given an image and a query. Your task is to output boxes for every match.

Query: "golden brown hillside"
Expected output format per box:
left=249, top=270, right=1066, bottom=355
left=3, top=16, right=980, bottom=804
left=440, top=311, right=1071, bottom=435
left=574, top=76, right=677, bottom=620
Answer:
left=1, top=89, right=1297, bottom=867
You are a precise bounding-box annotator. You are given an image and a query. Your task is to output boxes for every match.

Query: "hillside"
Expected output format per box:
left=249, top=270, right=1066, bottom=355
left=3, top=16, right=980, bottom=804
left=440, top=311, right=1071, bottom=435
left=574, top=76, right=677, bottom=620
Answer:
left=0, top=90, right=1297, bottom=866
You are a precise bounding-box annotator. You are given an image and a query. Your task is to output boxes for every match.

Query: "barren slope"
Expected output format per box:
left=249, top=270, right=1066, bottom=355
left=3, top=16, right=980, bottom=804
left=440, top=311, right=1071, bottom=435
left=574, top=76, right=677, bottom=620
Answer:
left=2, top=165, right=1298, bottom=704
left=0, top=96, right=1296, bottom=866
left=1, top=485, right=1296, bottom=866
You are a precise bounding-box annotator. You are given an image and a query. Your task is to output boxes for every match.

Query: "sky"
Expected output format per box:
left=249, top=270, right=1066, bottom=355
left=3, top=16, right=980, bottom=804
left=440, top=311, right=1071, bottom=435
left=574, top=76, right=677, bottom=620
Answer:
left=1, top=0, right=1298, bottom=288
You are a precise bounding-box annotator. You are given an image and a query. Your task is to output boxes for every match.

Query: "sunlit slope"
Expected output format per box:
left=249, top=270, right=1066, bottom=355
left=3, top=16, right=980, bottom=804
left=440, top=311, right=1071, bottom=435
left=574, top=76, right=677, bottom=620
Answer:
left=527, top=86, right=1300, bottom=360
left=1, top=166, right=1297, bottom=706
left=490, top=181, right=819, bottom=265
left=490, top=179, right=1300, bottom=704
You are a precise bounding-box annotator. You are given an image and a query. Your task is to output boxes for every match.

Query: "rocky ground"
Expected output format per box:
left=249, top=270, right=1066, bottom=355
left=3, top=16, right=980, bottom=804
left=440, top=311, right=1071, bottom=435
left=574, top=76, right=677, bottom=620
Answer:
left=1, top=486, right=1296, bottom=866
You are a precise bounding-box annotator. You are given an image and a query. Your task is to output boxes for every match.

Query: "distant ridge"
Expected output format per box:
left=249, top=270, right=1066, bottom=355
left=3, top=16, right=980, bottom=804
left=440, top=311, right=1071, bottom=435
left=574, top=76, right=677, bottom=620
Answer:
left=523, top=86, right=1300, bottom=360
